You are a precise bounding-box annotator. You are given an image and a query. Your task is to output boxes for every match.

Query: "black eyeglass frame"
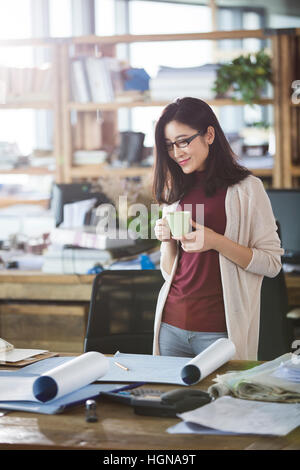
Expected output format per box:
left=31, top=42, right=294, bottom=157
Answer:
left=165, top=131, right=203, bottom=152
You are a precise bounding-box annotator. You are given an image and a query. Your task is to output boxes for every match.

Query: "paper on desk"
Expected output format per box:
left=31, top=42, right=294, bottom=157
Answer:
left=0, top=351, right=109, bottom=402
left=102, top=352, right=189, bottom=384
left=178, top=396, right=300, bottom=436
left=208, top=353, right=300, bottom=402
left=167, top=421, right=239, bottom=435
left=97, top=340, right=236, bottom=385
left=0, top=348, right=48, bottom=363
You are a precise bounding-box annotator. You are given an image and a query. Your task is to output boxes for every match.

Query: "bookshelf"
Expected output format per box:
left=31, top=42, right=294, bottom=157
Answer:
left=1, top=28, right=300, bottom=190
left=273, top=29, right=300, bottom=187
left=0, top=38, right=64, bottom=197
left=59, top=29, right=284, bottom=186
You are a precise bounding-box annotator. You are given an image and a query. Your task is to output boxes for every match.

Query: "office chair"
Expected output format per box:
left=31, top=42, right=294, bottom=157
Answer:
left=258, top=221, right=294, bottom=360
left=84, top=269, right=164, bottom=355
left=258, top=268, right=293, bottom=360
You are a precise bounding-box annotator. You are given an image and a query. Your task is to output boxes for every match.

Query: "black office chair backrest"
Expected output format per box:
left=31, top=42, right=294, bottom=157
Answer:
left=84, top=269, right=164, bottom=354
left=258, top=220, right=292, bottom=360
left=258, top=268, right=292, bottom=360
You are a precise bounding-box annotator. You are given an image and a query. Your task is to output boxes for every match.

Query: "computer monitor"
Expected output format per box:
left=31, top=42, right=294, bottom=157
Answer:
left=51, top=183, right=111, bottom=227
left=266, top=189, right=300, bottom=256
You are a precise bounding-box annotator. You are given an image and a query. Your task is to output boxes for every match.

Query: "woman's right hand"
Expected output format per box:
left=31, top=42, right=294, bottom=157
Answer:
left=154, top=217, right=172, bottom=242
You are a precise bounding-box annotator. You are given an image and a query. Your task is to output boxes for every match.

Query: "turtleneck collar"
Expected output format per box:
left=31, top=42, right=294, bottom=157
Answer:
left=194, top=169, right=206, bottom=180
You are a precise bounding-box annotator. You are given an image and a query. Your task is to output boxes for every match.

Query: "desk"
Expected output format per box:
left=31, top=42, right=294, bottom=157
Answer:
left=0, top=271, right=299, bottom=353
left=0, top=270, right=299, bottom=303
left=0, top=271, right=94, bottom=302
left=0, top=271, right=94, bottom=352
left=0, top=360, right=299, bottom=450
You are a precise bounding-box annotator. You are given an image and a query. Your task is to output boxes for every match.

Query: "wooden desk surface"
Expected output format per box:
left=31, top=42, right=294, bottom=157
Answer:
left=0, top=270, right=299, bottom=304
left=0, top=360, right=299, bottom=450
left=0, top=270, right=95, bottom=301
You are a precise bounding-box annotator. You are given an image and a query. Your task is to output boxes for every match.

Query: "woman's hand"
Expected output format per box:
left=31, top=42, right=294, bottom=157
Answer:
left=154, top=217, right=173, bottom=242
left=172, top=219, right=218, bottom=252
left=173, top=219, right=253, bottom=269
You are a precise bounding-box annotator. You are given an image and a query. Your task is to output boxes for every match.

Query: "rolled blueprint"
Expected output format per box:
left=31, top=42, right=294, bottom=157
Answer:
left=0, top=351, right=109, bottom=402
left=180, top=338, right=236, bottom=385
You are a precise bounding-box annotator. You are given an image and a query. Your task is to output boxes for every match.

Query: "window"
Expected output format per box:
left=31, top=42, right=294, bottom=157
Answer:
left=128, top=0, right=213, bottom=146
left=0, top=0, right=32, bottom=40
left=216, top=7, right=268, bottom=136
left=0, top=0, right=34, bottom=156
left=49, top=0, right=72, bottom=37
left=95, top=0, right=116, bottom=35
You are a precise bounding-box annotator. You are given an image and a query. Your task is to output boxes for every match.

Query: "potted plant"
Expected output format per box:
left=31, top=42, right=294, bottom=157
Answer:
left=212, top=50, right=272, bottom=105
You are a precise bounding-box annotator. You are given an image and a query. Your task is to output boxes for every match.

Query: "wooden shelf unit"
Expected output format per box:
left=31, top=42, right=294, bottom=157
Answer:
left=68, top=97, right=274, bottom=112
left=272, top=30, right=300, bottom=187
left=0, top=38, right=64, bottom=190
left=59, top=29, right=281, bottom=184
left=1, top=29, right=300, bottom=188
left=0, top=101, right=53, bottom=109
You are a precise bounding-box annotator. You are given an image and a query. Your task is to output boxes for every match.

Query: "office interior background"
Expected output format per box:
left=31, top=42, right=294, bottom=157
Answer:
left=0, top=0, right=300, bottom=354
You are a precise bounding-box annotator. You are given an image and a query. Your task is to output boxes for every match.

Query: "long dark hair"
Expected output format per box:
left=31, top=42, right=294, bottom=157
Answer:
left=153, top=97, right=251, bottom=204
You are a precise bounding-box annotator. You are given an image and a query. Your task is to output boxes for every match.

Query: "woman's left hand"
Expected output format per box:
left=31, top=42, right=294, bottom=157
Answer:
left=172, top=219, right=219, bottom=253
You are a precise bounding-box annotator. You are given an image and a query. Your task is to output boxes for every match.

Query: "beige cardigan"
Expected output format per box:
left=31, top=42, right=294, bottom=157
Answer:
left=153, top=175, right=284, bottom=360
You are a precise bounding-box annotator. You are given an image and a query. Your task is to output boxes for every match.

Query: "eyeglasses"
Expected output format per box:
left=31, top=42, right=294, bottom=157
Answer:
left=165, top=131, right=202, bottom=152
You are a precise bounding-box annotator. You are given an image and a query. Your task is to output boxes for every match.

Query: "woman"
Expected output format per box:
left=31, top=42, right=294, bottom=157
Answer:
left=153, top=97, right=284, bottom=360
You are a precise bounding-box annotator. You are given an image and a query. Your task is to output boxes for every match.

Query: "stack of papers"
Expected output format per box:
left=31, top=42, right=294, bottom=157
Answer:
left=0, top=339, right=52, bottom=365
left=272, top=359, right=300, bottom=383
left=149, top=64, right=220, bottom=101
left=0, top=348, right=49, bottom=364
left=208, top=353, right=300, bottom=402
left=168, top=396, right=300, bottom=436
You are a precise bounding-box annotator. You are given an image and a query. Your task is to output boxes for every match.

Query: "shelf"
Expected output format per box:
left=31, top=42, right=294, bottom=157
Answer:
left=291, top=166, right=300, bottom=176
left=251, top=168, right=273, bottom=177
left=0, top=198, right=49, bottom=208
left=70, top=165, right=152, bottom=178
left=70, top=164, right=273, bottom=179
left=69, top=29, right=269, bottom=45
left=0, top=101, right=53, bottom=110
left=0, top=38, right=63, bottom=47
left=69, top=98, right=274, bottom=112
left=2, top=28, right=296, bottom=187
left=0, top=168, right=55, bottom=175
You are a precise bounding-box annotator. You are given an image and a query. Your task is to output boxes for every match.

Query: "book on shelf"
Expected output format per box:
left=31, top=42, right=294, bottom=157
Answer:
left=72, top=112, right=103, bottom=151
left=71, top=59, right=91, bottom=103
left=1, top=65, right=52, bottom=103
left=114, top=90, right=148, bottom=103
left=85, top=57, right=114, bottom=103
left=71, top=56, right=123, bottom=103
left=73, top=149, right=108, bottom=165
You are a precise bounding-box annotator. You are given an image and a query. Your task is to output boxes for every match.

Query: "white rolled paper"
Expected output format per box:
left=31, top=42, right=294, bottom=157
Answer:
left=0, top=351, right=109, bottom=403
left=34, top=351, right=109, bottom=402
left=180, top=338, right=236, bottom=385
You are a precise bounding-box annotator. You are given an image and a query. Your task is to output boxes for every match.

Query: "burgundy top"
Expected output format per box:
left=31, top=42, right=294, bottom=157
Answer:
left=162, top=171, right=228, bottom=332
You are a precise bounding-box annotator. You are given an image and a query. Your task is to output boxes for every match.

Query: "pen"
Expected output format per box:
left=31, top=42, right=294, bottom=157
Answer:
left=114, top=361, right=129, bottom=371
